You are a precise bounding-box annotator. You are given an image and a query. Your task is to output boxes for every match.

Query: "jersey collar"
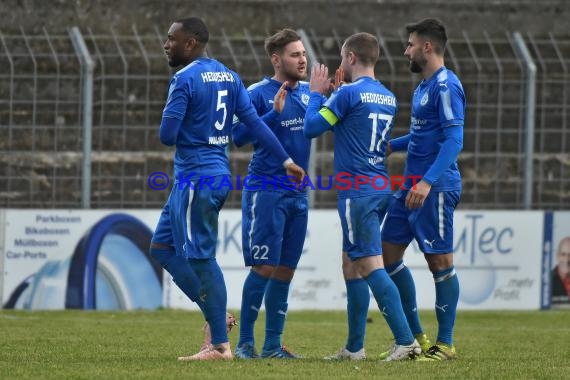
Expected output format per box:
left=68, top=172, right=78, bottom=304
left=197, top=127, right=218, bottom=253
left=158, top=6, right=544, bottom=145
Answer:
left=420, top=66, right=446, bottom=87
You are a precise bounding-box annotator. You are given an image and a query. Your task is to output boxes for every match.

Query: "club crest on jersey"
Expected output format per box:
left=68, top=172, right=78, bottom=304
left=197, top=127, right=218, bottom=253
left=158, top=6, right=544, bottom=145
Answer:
left=420, top=93, right=429, bottom=106
left=301, top=94, right=310, bottom=105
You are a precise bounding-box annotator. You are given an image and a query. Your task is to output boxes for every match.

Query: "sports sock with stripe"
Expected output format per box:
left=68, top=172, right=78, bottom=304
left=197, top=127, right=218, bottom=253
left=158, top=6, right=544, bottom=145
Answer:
left=385, top=260, right=423, bottom=336
left=433, top=266, right=459, bottom=345
left=365, top=268, right=414, bottom=345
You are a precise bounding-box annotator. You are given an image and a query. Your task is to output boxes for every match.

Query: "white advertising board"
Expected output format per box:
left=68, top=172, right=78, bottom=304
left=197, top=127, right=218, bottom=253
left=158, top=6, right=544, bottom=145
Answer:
left=0, top=209, right=544, bottom=311
left=1, top=210, right=161, bottom=310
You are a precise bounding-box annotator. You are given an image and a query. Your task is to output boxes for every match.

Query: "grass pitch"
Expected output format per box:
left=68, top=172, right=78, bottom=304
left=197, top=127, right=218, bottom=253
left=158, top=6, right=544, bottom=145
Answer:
left=1, top=309, right=568, bottom=379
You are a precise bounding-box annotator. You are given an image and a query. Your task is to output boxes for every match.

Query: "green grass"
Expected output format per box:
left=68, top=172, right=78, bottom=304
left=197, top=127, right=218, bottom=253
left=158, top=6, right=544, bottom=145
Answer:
left=1, top=309, right=569, bottom=379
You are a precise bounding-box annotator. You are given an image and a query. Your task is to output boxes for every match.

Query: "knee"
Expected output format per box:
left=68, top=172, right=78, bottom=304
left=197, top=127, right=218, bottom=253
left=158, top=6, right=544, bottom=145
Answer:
left=342, top=251, right=361, bottom=280
left=381, top=242, right=406, bottom=266
left=425, top=253, right=454, bottom=273
left=342, top=260, right=360, bottom=280
left=252, top=265, right=275, bottom=279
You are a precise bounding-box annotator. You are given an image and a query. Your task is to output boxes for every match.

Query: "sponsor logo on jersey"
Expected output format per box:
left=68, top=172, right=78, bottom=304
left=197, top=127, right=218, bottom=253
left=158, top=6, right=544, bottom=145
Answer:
left=281, top=117, right=304, bottom=131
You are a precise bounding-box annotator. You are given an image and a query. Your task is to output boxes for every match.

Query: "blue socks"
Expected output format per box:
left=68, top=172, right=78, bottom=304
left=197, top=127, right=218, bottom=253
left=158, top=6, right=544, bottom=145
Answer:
left=238, top=270, right=269, bottom=346
left=188, top=258, right=228, bottom=345
left=433, top=266, right=459, bottom=345
left=345, top=278, right=370, bottom=352
left=149, top=247, right=204, bottom=310
left=365, top=268, right=414, bottom=345
left=385, top=260, right=423, bottom=336
left=262, top=278, right=290, bottom=352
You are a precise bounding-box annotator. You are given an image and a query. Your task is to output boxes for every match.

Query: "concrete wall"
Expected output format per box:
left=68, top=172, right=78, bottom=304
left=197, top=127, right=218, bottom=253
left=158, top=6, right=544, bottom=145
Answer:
left=1, top=0, right=569, bottom=36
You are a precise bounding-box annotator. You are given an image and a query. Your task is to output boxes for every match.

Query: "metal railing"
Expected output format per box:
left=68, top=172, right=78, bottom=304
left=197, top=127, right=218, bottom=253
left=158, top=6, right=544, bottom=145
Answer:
left=0, top=27, right=569, bottom=209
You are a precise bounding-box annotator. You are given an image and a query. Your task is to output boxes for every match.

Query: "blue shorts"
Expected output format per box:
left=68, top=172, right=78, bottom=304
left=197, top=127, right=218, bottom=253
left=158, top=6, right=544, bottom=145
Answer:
left=381, top=190, right=460, bottom=254
left=241, top=190, right=308, bottom=269
left=152, top=175, right=230, bottom=259
left=338, top=193, right=391, bottom=260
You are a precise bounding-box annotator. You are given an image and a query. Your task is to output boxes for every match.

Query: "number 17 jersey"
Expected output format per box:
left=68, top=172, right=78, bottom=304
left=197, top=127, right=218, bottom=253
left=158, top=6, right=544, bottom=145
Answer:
left=324, top=77, right=397, bottom=198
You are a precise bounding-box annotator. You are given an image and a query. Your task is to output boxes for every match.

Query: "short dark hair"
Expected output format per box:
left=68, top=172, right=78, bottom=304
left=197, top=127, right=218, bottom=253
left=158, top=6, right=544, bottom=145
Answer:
left=175, top=17, right=209, bottom=44
left=406, top=18, right=447, bottom=54
left=264, top=28, right=301, bottom=56
left=343, top=32, right=379, bottom=66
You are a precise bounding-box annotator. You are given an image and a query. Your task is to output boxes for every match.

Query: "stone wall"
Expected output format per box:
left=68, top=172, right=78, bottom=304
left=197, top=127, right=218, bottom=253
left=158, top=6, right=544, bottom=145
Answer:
left=1, top=0, right=568, bottom=36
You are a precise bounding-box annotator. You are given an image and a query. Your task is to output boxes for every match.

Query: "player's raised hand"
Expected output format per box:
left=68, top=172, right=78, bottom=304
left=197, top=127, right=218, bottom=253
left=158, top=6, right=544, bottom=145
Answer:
left=285, top=162, right=306, bottom=185
left=310, top=63, right=331, bottom=95
left=328, top=67, right=345, bottom=93
left=333, top=67, right=345, bottom=89
left=273, top=81, right=288, bottom=113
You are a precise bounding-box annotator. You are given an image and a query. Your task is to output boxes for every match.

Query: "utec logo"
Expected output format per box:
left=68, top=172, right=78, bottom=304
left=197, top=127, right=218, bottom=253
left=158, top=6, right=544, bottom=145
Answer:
left=453, top=214, right=515, bottom=305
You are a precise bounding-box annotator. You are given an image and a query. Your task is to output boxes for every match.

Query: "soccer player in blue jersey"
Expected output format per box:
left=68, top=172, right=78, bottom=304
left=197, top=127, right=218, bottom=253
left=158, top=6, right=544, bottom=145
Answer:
left=381, top=18, right=465, bottom=361
left=231, top=29, right=310, bottom=359
left=149, top=17, right=305, bottom=361
left=304, top=32, right=421, bottom=361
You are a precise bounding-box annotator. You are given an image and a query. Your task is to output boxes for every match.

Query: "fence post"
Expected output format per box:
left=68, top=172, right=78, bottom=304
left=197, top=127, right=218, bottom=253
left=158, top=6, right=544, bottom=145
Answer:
left=69, top=27, right=95, bottom=209
left=512, top=32, right=536, bottom=210
left=0, top=210, right=5, bottom=306
left=549, top=33, right=569, bottom=209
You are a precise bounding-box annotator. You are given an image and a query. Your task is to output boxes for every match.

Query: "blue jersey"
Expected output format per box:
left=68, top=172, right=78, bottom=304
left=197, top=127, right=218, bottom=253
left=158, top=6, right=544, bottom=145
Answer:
left=324, top=77, right=396, bottom=199
left=238, top=77, right=311, bottom=194
left=162, top=57, right=258, bottom=178
left=404, top=66, right=465, bottom=191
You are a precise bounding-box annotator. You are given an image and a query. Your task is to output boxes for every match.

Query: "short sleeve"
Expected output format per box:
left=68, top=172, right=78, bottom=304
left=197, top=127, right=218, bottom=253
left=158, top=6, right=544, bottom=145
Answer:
left=435, top=80, right=465, bottom=128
